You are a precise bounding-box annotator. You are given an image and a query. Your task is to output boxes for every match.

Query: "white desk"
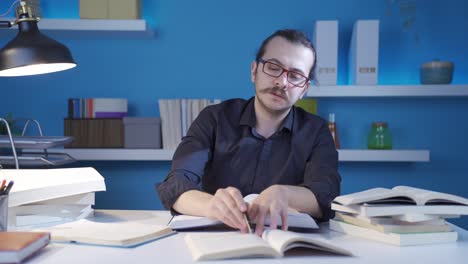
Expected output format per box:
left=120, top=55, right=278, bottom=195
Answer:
left=25, top=210, right=468, bottom=264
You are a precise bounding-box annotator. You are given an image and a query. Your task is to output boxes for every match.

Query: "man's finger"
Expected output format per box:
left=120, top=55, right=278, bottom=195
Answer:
left=255, top=208, right=267, bottom=236
left=217, top=190, right=246, bottom=228
left=226, top=187, right=247, bottom=212
left=281, top=209, right=288, bottom=230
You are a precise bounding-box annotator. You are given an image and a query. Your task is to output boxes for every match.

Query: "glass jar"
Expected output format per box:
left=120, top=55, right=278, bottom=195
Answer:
left=367, top=122, right=392, bottom=149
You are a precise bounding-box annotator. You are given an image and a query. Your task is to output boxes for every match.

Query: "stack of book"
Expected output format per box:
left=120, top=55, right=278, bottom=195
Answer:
left=68, top=98, right=128, bottom=119
left=158, top=98, right=221, bottom=149
left=329, top=186, right=468, bottom=246
left=5, top=167, right=106, bottom=230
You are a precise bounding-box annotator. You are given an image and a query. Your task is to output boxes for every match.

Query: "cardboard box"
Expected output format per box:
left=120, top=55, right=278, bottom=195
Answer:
left=313, top=20, right=338, bottom=85
left=123, top=117, right=161, bottom=149
left=348, top=20, right=380, bottom=85
left=80, top=0, right=141, bottom=20
left=64, top=119, right=123, bottom=148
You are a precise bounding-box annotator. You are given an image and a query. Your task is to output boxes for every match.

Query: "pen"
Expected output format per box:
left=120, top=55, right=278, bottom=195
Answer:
left=3, top=180, right=14, bottom=195
left=243, top=213, right=253, bottom=234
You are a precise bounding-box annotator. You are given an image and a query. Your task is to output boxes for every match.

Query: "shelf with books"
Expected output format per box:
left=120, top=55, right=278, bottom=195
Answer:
left=0, top=19, right=153, bottom=39
left=306, top=85, right=468, bottom=97
left=23, top=149, right=429, bottom=162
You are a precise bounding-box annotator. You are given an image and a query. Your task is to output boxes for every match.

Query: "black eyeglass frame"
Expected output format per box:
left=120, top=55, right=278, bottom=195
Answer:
left=256, top=58, right=310, bottom=88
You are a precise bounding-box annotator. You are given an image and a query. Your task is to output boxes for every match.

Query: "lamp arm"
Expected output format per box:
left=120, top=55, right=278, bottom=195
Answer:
left=0, top=21, right=13, bottom=28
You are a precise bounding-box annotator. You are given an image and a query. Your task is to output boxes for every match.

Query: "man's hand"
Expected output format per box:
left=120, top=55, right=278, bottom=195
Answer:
left=248, top=185, right=289, bottom=236
left=204, top=187, right=249, bottom=233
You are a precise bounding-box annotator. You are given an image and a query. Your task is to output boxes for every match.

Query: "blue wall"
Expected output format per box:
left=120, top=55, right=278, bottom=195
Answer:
left=1, top=0, right=467, bottom=228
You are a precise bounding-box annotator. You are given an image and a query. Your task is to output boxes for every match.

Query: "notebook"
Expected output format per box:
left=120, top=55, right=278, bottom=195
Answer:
left=0, top=232, right=50, bottom=264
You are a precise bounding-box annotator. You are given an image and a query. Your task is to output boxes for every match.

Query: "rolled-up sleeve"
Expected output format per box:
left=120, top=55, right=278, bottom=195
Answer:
left=156, top=107, right=216, bottom=210
left=300, top=122, right=341, bottom=221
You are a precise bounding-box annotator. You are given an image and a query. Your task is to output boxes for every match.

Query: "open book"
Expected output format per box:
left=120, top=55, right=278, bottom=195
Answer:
left=333, top=186, right=468, bottom=206
left=35, top=210, right=175, bottom=247
left=185, top=230, right=352, bottom=261
left=169, top=194, right=318, bottom=230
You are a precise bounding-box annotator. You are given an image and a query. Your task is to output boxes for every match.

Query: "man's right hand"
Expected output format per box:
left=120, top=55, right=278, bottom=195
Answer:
left=204, top=187, right=249, bottom=233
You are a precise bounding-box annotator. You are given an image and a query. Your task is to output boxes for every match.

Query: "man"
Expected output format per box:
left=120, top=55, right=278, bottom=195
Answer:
left=157, top=29, right=340, bottom=235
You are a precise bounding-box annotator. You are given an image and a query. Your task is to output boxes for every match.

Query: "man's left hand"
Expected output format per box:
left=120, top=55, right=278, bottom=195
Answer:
left=248, top=185, right=289, bottom=236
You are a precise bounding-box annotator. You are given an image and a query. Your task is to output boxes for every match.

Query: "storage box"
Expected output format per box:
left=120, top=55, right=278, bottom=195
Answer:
left=348, top=20, right=380, bottom=85
left=64, top=119, right=123, bottom=148
left=123, top=117, right=161, bottom=149
left=313, top=20, right=338, bottom=85
left=80, top=0, right=141, bottom=19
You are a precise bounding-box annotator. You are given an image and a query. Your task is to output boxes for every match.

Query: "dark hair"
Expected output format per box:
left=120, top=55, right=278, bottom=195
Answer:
left=255, top=29, right=316, bottom=80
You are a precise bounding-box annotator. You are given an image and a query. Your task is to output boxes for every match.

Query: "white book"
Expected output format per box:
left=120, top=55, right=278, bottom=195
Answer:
left=348, top=20, right=379, bottom=85
left=185, top=230, right=352, bottom=261
left=331, top=203, right=468, bottom=217
left=29, top=192, right=95, bottom=205
left=334, top=186, right=468, bottom=206
left=180, top=98, right=188, bottom=137
left=4, top=167, right=106, bottom=207
left=334, top=212, right=452, bottom=234
left=9, top=204, right=94, bottom=229
left=329, top=219, right=458, bottom=246
left=169, top=194, right=318, bottom=230
left=158, top=99, right=170, bottom=149
left=313, top=20, right=338, bottom=85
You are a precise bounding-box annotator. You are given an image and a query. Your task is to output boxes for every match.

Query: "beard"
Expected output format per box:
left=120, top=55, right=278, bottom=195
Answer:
left=256, top=85, right=292, bottom=115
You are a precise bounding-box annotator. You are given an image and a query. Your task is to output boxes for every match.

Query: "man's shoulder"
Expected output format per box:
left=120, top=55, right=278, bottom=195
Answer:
left=293, top=106, right=327, bottom=131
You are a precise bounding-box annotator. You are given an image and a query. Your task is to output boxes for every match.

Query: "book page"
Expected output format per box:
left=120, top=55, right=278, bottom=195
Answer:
left=262, top=229, right=352, bottom=256
left=185, top=232, right=279, bottom=261
left=393, top=186, right=468, bottom=206
left=333, top=188, right=415, bottom=205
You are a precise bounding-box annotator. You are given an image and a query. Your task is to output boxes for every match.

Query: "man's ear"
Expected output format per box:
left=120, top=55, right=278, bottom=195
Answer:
left=251, top=61, right=258, bottom=83
left=299, top=82, right=310, bottom=99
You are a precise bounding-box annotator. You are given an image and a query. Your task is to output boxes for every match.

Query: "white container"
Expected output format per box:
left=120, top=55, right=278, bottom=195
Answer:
left=313, top=20, right=339, bottom=85
left=348, top=20, right=379, bottom=85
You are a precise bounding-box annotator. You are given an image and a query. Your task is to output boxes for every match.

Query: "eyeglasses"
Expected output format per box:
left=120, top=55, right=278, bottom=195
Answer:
left=257, top=58, right=310, bottom=88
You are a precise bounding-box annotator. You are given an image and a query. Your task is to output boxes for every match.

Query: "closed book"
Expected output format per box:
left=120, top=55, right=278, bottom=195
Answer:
left=0, top=232, right=50, bottom=263
left=313, top=20, right=338, bottom=85
left=348, top=20, right=379, bottom=85
left=329, top=219, right=458, bottom=246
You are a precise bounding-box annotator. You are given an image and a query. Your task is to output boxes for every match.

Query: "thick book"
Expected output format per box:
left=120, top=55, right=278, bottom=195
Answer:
left=0, top=232, right=50, bottom=264
left=333, top=186, right=468, bottom=206
left=185, top=230, right=352, bottom=261
left=5, top=167, right=106, bottom=207
left=334, top=212, right=452, bottom=234
left=329, top=219, right=458, bottom=246
left=169, top=194, right=318, bottom=230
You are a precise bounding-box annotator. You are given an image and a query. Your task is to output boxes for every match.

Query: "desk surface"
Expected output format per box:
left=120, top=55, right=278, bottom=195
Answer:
left=25, top=210, right=468, bottom=264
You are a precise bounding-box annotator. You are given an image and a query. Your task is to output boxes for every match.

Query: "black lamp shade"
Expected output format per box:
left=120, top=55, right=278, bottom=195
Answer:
left=0, top=19, right=76, bottom=76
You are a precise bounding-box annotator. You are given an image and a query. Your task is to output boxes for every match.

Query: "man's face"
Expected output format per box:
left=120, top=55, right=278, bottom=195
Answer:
left=251, top=36, right=314, bottom=114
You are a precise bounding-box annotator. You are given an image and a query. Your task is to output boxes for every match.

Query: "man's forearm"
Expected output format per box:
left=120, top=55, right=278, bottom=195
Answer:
left=172, top=190, right=213, bottom=216
left=282, top=185, right=323, bottom=218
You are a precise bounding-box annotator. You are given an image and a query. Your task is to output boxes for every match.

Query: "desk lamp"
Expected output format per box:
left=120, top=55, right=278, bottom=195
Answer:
left=0, top=0, right=76, bottom=76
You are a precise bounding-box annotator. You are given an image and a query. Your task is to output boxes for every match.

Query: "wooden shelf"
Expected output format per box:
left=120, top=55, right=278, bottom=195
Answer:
left=306, top=85, right=468, bottom=97
left=24, top=149, right=430, bottom=162
left=1, top=19, right=153, bottom=38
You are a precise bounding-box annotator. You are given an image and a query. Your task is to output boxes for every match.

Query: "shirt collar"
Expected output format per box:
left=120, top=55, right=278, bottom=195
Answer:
left=239, top=97, right=293, bottom=132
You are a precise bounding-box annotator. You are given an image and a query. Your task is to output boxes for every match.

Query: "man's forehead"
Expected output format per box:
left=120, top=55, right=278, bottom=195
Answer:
left=262, top=36, right=314, bottom=71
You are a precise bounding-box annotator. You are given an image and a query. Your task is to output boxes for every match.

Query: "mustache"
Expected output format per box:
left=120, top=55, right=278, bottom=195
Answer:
left=263, top=86, right=286, bottom=96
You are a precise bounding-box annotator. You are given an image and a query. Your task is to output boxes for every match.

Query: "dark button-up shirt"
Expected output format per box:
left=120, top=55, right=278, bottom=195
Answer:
left=156, top=97, right=341, bottom=221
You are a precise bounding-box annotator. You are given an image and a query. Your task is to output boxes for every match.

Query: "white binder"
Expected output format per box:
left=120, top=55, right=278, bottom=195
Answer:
left=313, top=20, right=338, bottom=85
left=348, top=20, right=379, bottom=85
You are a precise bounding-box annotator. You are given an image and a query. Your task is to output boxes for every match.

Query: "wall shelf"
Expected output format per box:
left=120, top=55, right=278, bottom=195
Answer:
left=1, top=19, right=153, bottom=38
left=24, top=149, right=430, bottom=162
left=306, top=85, right=468, bottom=97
